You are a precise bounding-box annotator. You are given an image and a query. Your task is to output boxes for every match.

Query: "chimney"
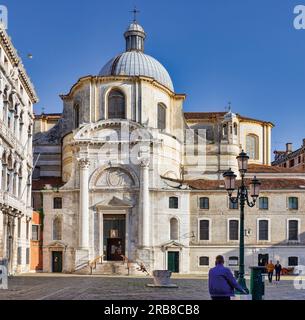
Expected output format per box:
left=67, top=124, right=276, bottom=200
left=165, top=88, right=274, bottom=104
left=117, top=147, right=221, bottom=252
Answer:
left=286, top=143, right=293, bottom=153
left=303, top=138, right=305, bottom=147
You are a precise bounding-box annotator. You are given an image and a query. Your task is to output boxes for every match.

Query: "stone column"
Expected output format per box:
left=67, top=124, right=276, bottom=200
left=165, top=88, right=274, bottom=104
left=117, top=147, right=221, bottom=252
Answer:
left=79, top=158, right=90, bottom=249
left=14, top=115, right=19, bottom=138
left=139, top=151, right=150, bottom=247
left=2, top=164, right=7, bottom=191
left=9, top=170, right=14, bottom=194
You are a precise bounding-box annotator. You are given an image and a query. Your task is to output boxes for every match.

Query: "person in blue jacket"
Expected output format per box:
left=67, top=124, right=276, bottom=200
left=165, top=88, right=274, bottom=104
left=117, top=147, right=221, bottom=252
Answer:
left=209, top=255, right=247, bottom=300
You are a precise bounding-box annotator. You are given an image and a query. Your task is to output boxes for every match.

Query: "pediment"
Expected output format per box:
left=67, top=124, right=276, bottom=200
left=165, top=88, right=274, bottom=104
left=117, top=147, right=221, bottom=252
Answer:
left=160, top=240, right=185, bottom=249
left=47, top=241, right=68, bottom=248
left=95, top=196, right=133, bottom=209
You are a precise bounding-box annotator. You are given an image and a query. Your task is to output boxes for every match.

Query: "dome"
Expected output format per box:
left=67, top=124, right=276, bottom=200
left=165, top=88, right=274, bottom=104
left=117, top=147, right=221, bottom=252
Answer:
left=99, top=22, right=174, bottom=91
left=99, top=52, right=174, bottom=91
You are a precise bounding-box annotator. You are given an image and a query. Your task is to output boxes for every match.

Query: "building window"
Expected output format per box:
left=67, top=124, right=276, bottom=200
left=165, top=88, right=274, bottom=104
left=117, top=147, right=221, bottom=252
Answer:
left=53, top=217, right=62, bottom=241
left=229, top=201, right=239, bottom=210
left=108, top=89, right=126, bottom=119
left=289, top=159, right=295, bottom=168
left=222, top=124, right=228, bottom=137
left=229, top=257, right=239, bottom=266
left=157, top=103, right=166, bottom=131
left=288, top=220, right=299, bottom=241
left=199, top=197, right=209, bottom=210
left=259, top=197, right=269, bottom=210
left=170, top=218, right=179, bottom=240
left=199, top=256, right=209, bottom=266
left=288, top=257, right=298, bottom=267
left=199, top=220, right=210, bottom=241
left=258, top=220, right=269, bottom=241
left=74, top=104, right=80, bottom=128
left=246, top=134, right=259, bottom=160
left=32, top=225, right=39, bottom=241
left=234, top=123, right=238, bottom=135
left=288, top=197, right=298, bottom=210
left=53, top=197, right=63, bottom=209
left=229, top=220, right=239, bottom=241
left=169, top=197, right=179, bottom=209
left=26, top=248, right=30, bottom=265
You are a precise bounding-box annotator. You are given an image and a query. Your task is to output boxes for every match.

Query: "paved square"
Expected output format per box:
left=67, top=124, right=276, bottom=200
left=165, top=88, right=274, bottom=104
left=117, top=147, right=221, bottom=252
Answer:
left=0, top=275, right=304, bottom=300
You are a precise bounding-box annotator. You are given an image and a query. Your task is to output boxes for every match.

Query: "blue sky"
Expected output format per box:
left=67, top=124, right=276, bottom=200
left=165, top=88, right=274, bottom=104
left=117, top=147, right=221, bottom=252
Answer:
left=3, top=0, right=305, bottom=153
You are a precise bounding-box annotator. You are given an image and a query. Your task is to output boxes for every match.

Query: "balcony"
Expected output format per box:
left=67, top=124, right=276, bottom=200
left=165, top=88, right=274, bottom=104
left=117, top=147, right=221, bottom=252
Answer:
left=0, top=191, right=26, bottom=214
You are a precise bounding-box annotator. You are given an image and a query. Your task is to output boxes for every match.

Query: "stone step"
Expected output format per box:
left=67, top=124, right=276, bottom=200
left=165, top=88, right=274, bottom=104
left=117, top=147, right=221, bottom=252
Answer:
left=74, top=262, right=139, bottom=276
left=93, top=262, right=134, bottom=275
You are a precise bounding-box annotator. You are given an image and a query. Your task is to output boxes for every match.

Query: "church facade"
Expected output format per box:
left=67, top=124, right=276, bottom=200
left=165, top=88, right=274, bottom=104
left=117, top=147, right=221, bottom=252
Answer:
left=32, top=21, right=305, bottom=275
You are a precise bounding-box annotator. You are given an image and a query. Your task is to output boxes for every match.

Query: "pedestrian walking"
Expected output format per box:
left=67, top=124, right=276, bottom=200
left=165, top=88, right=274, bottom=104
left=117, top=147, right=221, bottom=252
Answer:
left=266, top=260, right=275, bottom=283
left=275, top=261, right=282, bottom=283
left=209, top=255, right=247, bottom=300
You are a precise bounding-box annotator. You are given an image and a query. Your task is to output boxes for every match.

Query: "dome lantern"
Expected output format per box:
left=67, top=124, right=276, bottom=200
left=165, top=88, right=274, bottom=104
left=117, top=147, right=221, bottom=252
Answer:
left=99, top=17, right=174, bottom=91
left=124, top=22, right=146, bottom=52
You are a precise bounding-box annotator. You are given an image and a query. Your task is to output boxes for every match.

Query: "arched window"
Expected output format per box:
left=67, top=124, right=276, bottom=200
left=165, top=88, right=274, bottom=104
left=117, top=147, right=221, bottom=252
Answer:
left=157, top=103, right=166, bottom=131
left=246, top=134, right=259, bottom=160
left=53, top=217, right=62, bottom=241
left=170, top=218, right=179, bottom=240
left=74, top=104, right=80, bottom=128
left=108, top=89, right=126, bottom=119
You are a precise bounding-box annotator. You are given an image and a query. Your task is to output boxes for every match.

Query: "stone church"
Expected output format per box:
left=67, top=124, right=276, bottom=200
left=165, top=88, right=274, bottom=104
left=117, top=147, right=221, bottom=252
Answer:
left=32, top=20, right=305, bottom=275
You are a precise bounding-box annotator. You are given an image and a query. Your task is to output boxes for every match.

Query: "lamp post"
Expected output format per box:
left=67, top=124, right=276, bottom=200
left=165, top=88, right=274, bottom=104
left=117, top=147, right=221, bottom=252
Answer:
left=223, top=150, right=261, bottom=294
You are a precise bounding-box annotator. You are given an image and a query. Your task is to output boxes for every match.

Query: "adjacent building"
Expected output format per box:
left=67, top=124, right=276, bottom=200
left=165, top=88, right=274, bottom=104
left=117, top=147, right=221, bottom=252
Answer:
left=273, top=140, right=305, bottom=170
left=0, top=25, right=38, bottom=274
left=32, top=20, right=305, bottom=275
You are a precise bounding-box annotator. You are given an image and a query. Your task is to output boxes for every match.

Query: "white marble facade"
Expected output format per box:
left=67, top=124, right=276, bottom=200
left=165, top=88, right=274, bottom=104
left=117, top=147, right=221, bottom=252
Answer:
left=33, top=21, right=305, bottom=274
left=0, top=25, right=38, bottom=274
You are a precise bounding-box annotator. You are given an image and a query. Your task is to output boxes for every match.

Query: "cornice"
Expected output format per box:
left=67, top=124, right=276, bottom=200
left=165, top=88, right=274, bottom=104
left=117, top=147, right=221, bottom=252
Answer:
left=0, top=27, right=38, bottom=103
left=60, top=75, right=186, bottom=101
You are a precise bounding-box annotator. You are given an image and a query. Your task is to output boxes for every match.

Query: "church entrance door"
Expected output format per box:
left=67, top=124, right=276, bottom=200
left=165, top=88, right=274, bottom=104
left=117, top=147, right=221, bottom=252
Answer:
left=103, top=215, right=126, bottom=261
left=52, top=251, right=63, bottom=273
left=168, top=252, right=180, bottom=273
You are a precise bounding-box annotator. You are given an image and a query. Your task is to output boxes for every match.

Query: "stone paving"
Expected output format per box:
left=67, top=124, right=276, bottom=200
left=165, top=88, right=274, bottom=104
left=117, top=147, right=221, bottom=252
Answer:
left=0, top=275, right=304, bottom=300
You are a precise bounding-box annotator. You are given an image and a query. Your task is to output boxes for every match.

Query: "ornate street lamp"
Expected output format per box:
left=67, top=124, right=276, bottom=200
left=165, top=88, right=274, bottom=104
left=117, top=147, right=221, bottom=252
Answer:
left=223, top=150, right=261, bottom=294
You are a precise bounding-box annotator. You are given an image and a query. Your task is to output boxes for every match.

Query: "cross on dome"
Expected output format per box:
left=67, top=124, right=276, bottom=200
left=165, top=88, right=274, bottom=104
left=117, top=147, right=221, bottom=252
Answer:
left=130, top=6, right=140, bottom=22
